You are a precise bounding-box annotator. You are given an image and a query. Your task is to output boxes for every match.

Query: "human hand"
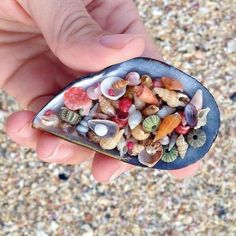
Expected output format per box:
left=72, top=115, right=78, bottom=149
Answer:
left=2, top=0, right=200, bottom=182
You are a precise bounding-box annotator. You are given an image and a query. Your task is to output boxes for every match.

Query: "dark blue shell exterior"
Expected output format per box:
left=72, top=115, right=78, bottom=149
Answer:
left=32, top=57, right=220, bottom=170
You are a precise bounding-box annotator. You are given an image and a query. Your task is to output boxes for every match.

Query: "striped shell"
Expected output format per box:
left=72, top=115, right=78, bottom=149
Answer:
left=59, top=107, right=81, bottom=125
left=161, top=146, right=178, bottom=163
left=142, top=115, right=161, bottom=133
left=100, top=129, right=124, bottom=150
left=99, top=96, right=116, bottom=117
left=131, top=125, right=150, bottom=140
left=187, top=129, right=206, bottom=148
left=176, top=134, right=188, bottom=158
left=112, top=79, right=129, bottom=90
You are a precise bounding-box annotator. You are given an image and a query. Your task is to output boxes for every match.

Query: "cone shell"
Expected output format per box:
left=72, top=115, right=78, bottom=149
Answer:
left=128, top=110, right=142, bottom=129
left=59, top=108, right=81, bottom=125
left=100, top=129, right=124, bottom=150
left=87, top=131, right=102, bottom=144
left=99, top=96, right=116, bottom=117
left=41, top=114, right=60, bottom=127
left=141, top=75, right=153, bottom=88
left=154, top=113, right=182, bottom=141
left=195, top=107, right=210, bottom=129
left=176, top=134, right=188, bottom=158
left=142, top=115, right=161, bottom=133
left=161, top=77, right=183, bottom=91
left=138, top=148, right=163, bottom=167
left=112, top=79, right=129, bottom=90
left=131, top=125, right=150, bottom=140
left=131, top=143, right=145, bottom=156
left=135, top=85, right=158, bottom=105
left=190, top=89, right=203, bottom=110
left=142, top=105, right=159, bottom=116
left=154, top=88, right=189, bottom=107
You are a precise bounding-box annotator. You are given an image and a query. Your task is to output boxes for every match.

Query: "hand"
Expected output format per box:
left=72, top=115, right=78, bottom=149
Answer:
left=1, top=0, right=200, bottom=182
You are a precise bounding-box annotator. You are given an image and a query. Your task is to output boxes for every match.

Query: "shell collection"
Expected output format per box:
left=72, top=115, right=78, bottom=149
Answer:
left=38, top=70, right=211, bottom=168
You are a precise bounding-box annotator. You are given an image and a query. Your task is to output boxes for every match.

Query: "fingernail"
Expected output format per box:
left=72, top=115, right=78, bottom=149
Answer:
left=100, top=34, right=142, bottom=49
left=109, top=165, right=127, bottom=182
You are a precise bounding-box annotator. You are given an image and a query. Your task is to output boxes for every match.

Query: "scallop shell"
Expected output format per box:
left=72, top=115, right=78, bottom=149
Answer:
left=117, top=136, right=128, bottom=158
left=135, top=85, right=158, bottom=105
left=130, top=143, right=145, bottom=156
left=141, top=75, right=153, bottom=88
left=190, top=89, right=203, bottom=110
left=134, top=94, right=145, bottom=110
left=88, top=119, right=119, bottom=138
left=112, top=79, right=129, bottom=90
left=168, top=132, right=178, bottom=151
left=142, top=105, right=159, bottom=116
left=161, top=77, right=183, bottom=91
left=176, top=134, right=188, bottom=158
left=138, top=148, right=163, bottom=167
left=100, top=129, right=124, bottom=150
left=59, top=107, right=81, bottom=125
left=100, top=76, right=126, bottom=100
left=99, top=96, right=116, bottom=117
left=128, top=110, right=142, bottom=129
left=125, top=72, right=141, bottom=86
left=195, top=107, right=210, bottom=129
left=154, top=88, right=189, bottom=107
left=157, top=105, right=176, bottom=119
left=87, top=131, right=102, bottom=144
left=187, top=129, right=206, bottom=148
left=161, top=146, right=178, bottom=163
left=142, top=115, right=161, bottom=133
left=154, top=113, right=182, bottom=141
left=41, top=114, right=60, bottom=127
left=160, top=136, right=170, bottom=145
left=131, top=125, right=150, bottom=140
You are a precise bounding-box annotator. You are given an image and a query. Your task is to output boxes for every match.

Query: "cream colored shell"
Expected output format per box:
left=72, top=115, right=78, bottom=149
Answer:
left=176, top=134, right=188, bottom=159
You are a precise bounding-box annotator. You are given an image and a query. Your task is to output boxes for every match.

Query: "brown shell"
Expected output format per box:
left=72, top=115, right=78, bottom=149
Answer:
left=142, top=105, right=159, bottom=116
left=99, top=96, right=116, bottom=117
left=141, top=75, right=153, bottom=88
left=131, top=125, right=150, bottom=140
left=100, top=129, right=124, bottom=150
left=87, top=131, right=102, bottom=144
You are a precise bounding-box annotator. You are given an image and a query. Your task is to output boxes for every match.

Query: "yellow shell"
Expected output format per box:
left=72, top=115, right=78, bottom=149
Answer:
left=131, top=143, right=145, bottom=156
left=112, top=79, right=129, bottom=90
left=154, top=88, right=189, bottom=107
left=141, top=75, right=153, bottom=88
left=100, top=129, right=124, bottom=150
left=176, top=134, right=188, bottom=158
left=142, top=105, right=159, bottom=116
left=99, top=96, right=116, bottom=117
left=131, top=125, right=150, bottom=140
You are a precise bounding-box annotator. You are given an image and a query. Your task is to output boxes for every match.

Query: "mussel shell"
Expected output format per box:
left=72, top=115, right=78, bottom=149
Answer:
left=33, top=58, right=220, bottom=170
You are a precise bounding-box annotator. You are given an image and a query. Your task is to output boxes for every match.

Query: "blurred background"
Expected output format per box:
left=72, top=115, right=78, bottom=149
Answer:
left=0, top=0, right=235, bottom=235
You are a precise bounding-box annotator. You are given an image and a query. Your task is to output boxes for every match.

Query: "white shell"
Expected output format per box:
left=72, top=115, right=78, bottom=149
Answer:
left=195, top=107, right=210, bottom=129
left=100, top=76, right=126, bottom=100
left=125, top=72, right=141, bottom=86
left=168, top=132, right=178, bottom=151
left=94, top=124, right=108, bottom=136
left=41, top=114, right=60, bottom=127
left=86, top=83, right=101, bottom=100
left=128, top=110, right=142, bottom=129
left=190, top=89, right=203, bottom=110
left=134, top=95, right=145, bottom=110
left=157, top=105, right=176, bottom=119
left=117, top=136, right=128, bottom=158
left=160, top=136, right=170, bottom=145
left=128, top=104, right=136, bottom=114
left=76, top=124, right=89, bottom=134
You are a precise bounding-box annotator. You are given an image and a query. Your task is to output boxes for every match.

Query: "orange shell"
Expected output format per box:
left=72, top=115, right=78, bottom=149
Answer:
left=161, top=77, right=183, bottom=92
left=154, top=113, right=182, bottom=141
left=134, top=85, right=158, bottom=105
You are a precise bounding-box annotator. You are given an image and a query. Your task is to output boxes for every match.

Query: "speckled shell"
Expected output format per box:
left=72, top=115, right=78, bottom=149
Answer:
left=131, top=125, right=150, bottom=140
left=141, top=75, right=153, bottom=88
left=59, top=108, right=81, bottom=125
left=176, top=134, right=188, bottom=158
left=161, top=146, right=178, bottom=163
left=87, top=130, right=102, bottom=144
left=131, top=143, right=145, bottom=156
left=154, top=88, right=189, bottom=107
left=142, top=105, right=159, bottom=116
left=112, top=79, right=129, bottom=90
left=195, top=107, right=210, bottom=129
left=142, top=115, right=161, bottom=133
left=100, top=129, right=124, bottom=150
left=187, top=129, right=206, bottom=148
left=99, top=96, right=116, bottom=117
left=41, top=114, right=60, bottom=127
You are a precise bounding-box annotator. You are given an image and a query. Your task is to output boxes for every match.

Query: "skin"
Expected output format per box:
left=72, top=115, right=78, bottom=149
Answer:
left=1, top=0, right=200, bottom=183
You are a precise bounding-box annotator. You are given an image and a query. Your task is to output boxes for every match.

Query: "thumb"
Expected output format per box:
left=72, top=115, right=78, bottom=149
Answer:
left=19, top=0, right=145, bottom=71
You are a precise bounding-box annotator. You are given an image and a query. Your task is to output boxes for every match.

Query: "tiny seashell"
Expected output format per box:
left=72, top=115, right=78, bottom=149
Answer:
left=157, top=105, right=176, bottom=119
left=161, top=77, right=184, bottom=91
left=184, top=103, right=198, bottom=128
left=134, top=94, right=145, bottom=110
left=130, top=143, right=144, bottom=156
left=88, top=103, right=99, bottom=118
left=100, top=129, right=124, bottom=150
left=135, top=85, right=158, bottom=105
left=176, top=135, right=188, bottom=158
left=195, top=107, right=210, bottom=129
left=161, top=146, right=178, bottom=163
left=112, top=111, right=129, bottom=128
left=125, top=72, right=141, bottom=86
left=100, top=76, right=126, bottom=100
left=142, top=115, right=161, bottom=133
left=87, top=131, right=102, bottom=144
left=88, top=119, right=119, bottom=138
left=190, top=89, right=203, bottom=110
left=141, top=75, right=153, bottom=88
left=76, top=124, right=89, bottom=135
left=95, top=112, right=110, bottom=120
left=153, top=79, right=163, bottom=88
left=119, top=97, right=132, bottom=113
left=124, top=86, right=135, bottom=99
left=41, top=114, right=60, bottom=127
left=128, top=104, right=136, bottom=114
left=142, top=105, right=159, bottom=116
left=59, top=107, right=81, bottom=125
left=138, top=148, right=163, bottom=167
left=128, top=110, right=142, bottom=129
left=168, top=132, right=178, bottom=151
left=154, top=88, right=189, bottom=107
left=79, top=100, right=92, bottom=116
left=124, top=126, right=131, bottom=139
left=160, top=136, right=170, bottom=145
left=61, top=122, right=75, bottom=134
left=109, top=99, right=120, bottom=109
left=117, top=136, right=128, bottom=158
left=99, top=96, right=116, bottom=117
left=175, top=124, right=190, bottom=135
left=187, top=129, right=206, bottom=148
left=131, top=125, right=150, bottom=140
left=86, top=83, right=102, bottom=100
left=112, top=79, right=129, bottom=90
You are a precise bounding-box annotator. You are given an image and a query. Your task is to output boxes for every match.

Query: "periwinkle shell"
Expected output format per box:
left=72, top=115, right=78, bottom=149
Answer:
left=32, top=57, right=220, bottom=170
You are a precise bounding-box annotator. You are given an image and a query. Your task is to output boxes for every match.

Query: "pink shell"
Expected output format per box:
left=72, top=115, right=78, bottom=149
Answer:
left=125, top=72, right=141, bottom=86
left=119, top=97, right=132, bottom=113
left=87, top=83, right=102, bottom=100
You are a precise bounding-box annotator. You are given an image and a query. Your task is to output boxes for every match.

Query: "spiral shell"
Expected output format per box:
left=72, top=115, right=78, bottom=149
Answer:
left=142, top=105, right=159, bottom=116
left=141, top=75, right=153, bottom=88
left=130, top=143, right=145, bottom=156
left=59, top=107, right=81, bottom=125
left=195, top=107, right=210, bottom=129
left=154, top=88, right=189, bottom=107
left=142, top=115, right=161, bottom=133
left=161, top=146, right=178, bottom=163
left=112, top=79, right=129, bottom=90
left=124, top=86, right=135, bottom=99
left=187, top=129, right=206, bottom=148
left=125, top=72, right=141, bottom=86
left=87, top=131, right=102, bottom=144
left=128, top=110, right=142, bottom=129
left=100, top=129, right=124, bottom=150
left=99, top=96, right=116, bottom=117
left=41, top=114, right=60, bottom=127
left=109, top=99, right=120, bottom=109
left=176, top=134, right=188, bottom=158
left=131, top=125, right=150, bottom=140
